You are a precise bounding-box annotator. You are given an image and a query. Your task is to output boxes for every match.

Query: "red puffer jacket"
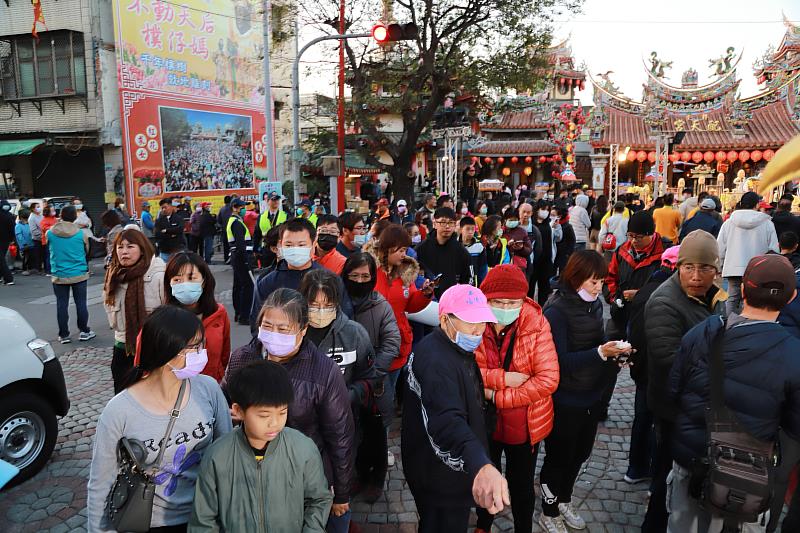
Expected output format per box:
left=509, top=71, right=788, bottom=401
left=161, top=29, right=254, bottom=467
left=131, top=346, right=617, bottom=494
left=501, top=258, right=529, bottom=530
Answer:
left=372, top=254, right=430, bottom=371
left=201, top=303, right=231, bottom=382
left=475, top=298, right=560, bottom=446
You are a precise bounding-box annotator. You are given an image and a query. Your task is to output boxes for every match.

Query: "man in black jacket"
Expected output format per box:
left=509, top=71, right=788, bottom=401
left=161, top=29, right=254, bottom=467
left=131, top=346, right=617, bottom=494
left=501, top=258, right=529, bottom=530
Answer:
left=154, top=197, right=187, bottom=262
left=771, top=197, right=800, bottom=241
left=641, top=230, right=727, bottom=532
left=416, top=207, right=472, bottom=298
left=0, top=200, right=15, bottom=284
left=402, top=284, right=508, bottom=532
left=668, top=254, right=800, bottom=532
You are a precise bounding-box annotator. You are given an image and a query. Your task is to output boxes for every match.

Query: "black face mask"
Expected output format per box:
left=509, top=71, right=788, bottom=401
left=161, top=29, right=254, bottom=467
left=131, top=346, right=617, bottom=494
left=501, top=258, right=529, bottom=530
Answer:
left=317, top=234, right=338, bottom=251
left=345, top=278, right=374, bottom=300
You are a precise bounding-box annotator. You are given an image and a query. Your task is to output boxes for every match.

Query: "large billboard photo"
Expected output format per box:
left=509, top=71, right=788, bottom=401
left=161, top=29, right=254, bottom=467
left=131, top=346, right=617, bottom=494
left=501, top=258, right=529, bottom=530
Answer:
left=111, top=0, right=269, bottom=213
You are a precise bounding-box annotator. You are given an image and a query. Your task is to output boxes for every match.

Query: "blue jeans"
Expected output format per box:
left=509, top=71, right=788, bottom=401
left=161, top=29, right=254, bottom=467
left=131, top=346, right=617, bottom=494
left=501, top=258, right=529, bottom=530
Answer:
left=326, top=510, right=350, bottom=533
left=53, top=280, right=89, bottom=338
left=203, top=235, right=214, bottom=263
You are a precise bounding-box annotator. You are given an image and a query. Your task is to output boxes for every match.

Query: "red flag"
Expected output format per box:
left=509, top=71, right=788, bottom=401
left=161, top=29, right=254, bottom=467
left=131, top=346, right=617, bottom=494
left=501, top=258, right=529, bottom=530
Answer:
left=31, top=0, right=47, bottom=40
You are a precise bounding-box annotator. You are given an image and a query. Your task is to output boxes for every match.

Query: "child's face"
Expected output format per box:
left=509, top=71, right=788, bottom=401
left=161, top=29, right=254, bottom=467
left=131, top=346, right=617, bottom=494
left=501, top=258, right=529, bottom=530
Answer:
left=234, top=403, right=288, bottom=447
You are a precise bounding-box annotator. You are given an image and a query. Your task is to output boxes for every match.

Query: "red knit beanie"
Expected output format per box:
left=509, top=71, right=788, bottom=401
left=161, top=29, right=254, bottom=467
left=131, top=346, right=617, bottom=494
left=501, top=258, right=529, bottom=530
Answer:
left=480, top=265, right=529, bottom=300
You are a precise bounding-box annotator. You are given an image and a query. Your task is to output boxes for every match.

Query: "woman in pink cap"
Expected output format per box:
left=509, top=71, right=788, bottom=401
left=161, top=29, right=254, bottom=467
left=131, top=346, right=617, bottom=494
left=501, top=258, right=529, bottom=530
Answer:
left=401, top=284, right=509, bottom=533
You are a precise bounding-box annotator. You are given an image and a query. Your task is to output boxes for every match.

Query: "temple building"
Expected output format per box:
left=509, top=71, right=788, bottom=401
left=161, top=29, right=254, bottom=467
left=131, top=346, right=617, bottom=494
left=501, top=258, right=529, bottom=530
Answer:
left=469, top=39, right=591, bottom=191
left=587, top=16, right=800, bottom=198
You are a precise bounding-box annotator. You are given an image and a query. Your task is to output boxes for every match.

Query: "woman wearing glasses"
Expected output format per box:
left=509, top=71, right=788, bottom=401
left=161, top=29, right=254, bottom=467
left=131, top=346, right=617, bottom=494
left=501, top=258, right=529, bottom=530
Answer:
left=225, top=289, right=355, bottom=533
left=88, top=306, right=232, bottom=532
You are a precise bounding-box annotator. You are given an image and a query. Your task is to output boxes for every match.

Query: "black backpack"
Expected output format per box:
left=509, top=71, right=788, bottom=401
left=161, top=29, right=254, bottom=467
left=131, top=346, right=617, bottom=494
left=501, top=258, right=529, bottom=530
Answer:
left=700, top=328, right=777, bottom=531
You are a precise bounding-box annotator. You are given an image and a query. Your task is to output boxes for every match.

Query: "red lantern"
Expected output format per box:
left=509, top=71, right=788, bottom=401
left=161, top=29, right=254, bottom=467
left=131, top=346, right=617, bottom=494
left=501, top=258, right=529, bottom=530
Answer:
left=726, top=150, right=738, bottom=162
left=497, top=157, right=505, bottom=164
left=502, top=167, right=511, bottom=177
left=669, top=153, right=679, bottom=163
left=764, top=149, right=775, bottom=161
left=715, top=151, right=726, bottom=162
left=511, top=156, right=519, bottom=164
left=523, top=166, right=533, bottom=176
left=538, top=156, right=547, bottom=164
left=692, top=151, right=703, bottom=163
left=552, top=154, right=561, bottom=162
left=627, top=150, right=637, bottom=162
left=483, top=157, right=492, bottom=164
left=703, top=151, right=714, bottom=163
left=471, top=156, right=479, bottom=163
left=636, top=151, right=647, bottom=162
left=647, top=151, right=656, bottom=163
left=751, top=150, right=763, bottom=162
left=525, top=156, right=533, bottom=163
left=738, top=150, right=750, bottom=162
left=680, top=151, right=691, bottom=162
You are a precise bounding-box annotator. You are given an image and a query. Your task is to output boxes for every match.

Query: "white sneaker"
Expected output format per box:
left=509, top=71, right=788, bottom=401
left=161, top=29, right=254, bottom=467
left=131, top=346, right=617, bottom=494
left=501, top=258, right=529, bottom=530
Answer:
left=387, top=450, right=395, bottom=467
left=558, top=502, right=586, bottom=530
left=79, top=330, right=96, bottom=341
left=59, top=336, right=71, bottom=344
left=538, top=514, right=568, bottom=533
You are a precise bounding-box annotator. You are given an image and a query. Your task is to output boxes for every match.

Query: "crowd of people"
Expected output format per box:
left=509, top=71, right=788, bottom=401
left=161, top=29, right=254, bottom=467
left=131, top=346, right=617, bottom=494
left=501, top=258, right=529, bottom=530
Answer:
left=164, top=139, right=254, bottom=192
left=5, top=180, right=800, bottom=533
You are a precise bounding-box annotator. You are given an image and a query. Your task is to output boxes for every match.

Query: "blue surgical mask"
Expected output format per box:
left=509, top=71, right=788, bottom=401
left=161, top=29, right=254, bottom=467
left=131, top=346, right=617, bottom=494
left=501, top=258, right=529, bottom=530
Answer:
left=171, top=281, right=203, bottom=305
left=281, top=246, right=312, bottom=267
left=354, top=234, right=368, bottom=246
left=448, top=317, right=483, bottom=351
left=296, top=207, right=304, bottom=216
left=506, top=220, right=520, bottom=229
left=491, top=306, right=521, bottom=326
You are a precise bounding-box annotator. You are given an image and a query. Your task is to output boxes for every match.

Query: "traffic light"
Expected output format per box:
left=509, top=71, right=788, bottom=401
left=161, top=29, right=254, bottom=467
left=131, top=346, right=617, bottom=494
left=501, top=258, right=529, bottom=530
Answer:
left=372, top=22, right=419, bottom=44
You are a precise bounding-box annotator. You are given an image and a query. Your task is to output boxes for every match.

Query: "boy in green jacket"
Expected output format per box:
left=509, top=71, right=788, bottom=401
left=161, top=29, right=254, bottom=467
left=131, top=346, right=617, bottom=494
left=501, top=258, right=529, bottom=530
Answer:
left=189, top=361, right=333, bottom=532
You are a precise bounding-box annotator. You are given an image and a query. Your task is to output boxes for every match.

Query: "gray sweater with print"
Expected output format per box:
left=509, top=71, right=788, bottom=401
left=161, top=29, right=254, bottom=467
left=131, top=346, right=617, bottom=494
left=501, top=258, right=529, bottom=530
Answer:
left=87, top=375, right=232, bottom=532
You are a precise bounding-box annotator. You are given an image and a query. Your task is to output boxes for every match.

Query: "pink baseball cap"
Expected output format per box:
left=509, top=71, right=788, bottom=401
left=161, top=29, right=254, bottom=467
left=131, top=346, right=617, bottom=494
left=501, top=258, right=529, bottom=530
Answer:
left=662, top=245, right=680, bottom=267
left=438, top=284, right=498, bottom=324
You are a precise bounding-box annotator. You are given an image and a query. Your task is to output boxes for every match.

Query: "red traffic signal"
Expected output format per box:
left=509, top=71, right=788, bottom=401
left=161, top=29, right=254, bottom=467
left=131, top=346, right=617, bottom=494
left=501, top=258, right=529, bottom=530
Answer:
left=372, top=22, right=418, bottom=44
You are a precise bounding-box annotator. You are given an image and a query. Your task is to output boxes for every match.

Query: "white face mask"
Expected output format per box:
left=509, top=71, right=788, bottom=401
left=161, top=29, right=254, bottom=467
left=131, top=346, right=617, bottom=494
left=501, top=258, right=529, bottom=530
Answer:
left=538, top=210, right=549, bottom=219
left=578, top=288, right=599, bottom=302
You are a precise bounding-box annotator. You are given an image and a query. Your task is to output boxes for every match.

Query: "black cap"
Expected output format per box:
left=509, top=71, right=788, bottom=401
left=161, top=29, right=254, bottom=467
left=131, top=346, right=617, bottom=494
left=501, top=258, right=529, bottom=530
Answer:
left=627, top=211, right=655, bottom=235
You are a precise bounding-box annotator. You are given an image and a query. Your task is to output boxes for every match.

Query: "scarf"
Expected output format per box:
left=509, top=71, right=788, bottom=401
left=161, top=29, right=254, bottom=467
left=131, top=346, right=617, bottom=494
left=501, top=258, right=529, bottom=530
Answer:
left=104, top=254, right=152, bottom=354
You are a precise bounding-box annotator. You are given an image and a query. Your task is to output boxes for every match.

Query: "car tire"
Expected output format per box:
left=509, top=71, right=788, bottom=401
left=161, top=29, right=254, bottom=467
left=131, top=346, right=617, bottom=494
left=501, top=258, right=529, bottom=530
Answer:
left=0, top=392, right=58, bottom=489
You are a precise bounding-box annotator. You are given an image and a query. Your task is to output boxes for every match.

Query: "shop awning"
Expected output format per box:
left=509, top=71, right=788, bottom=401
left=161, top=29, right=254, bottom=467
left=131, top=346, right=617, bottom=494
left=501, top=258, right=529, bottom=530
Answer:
left=0, top=139, right=46, bottom=157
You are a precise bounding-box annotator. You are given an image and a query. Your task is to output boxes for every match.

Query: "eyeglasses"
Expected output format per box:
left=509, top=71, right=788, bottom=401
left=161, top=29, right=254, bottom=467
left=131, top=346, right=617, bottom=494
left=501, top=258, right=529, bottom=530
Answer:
left=347, top=273, right=372, bottom=282
left=626, top=233, right=649, bottom=240
left=318, top=230, right=340, bottom=237
left=352, top=225, right=366, bottom=232
left=680, top=264, right=717, bottom=275
left=435, top=219, right=456, bottom=228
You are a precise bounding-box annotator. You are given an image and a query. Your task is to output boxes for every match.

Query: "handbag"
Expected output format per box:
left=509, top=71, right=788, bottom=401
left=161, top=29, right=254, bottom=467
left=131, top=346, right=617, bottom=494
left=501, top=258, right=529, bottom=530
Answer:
left=601, top=233, right=617, bottom=251
left=105, top=380, right=187, bottom=532
left=484, top=331, right=516, bottom=439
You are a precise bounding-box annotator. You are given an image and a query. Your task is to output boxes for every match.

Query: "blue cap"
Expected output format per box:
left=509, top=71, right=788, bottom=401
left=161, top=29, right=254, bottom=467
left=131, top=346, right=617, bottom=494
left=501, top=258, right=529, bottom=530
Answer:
left=231, top=198, right=246, bottom=208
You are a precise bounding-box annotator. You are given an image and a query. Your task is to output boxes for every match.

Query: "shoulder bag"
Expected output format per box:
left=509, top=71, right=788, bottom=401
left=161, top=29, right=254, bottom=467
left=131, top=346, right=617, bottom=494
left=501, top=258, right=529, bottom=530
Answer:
left=105, top=380, right=187, bottom=532
left=699, top=329, right=776, bottom=530
left=484, top=331, right=517, bottom=439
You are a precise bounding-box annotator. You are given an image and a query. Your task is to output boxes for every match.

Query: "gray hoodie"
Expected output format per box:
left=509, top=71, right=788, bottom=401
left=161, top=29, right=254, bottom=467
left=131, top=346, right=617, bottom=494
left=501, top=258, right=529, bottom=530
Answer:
left=717, top=209, right=779, bottom=277
left=569, top=194, right=592, bottom=244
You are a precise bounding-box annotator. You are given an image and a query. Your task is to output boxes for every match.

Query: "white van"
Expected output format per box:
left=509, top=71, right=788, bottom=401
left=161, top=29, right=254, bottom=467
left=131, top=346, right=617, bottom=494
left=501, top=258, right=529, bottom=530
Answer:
left=0, top=306, right=69, bottom=488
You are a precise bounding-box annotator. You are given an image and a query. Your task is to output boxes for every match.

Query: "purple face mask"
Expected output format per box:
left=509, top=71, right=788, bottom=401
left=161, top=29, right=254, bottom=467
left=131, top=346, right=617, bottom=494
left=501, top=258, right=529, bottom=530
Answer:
left=170, top=349, right=208, bottom=380
left=258, top=328, right=298, bottom=358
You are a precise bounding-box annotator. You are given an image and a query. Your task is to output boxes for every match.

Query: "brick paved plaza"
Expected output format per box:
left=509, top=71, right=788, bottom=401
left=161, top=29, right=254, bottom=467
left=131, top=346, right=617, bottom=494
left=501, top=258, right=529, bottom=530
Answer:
left=0, top=346, right=648, bottom=532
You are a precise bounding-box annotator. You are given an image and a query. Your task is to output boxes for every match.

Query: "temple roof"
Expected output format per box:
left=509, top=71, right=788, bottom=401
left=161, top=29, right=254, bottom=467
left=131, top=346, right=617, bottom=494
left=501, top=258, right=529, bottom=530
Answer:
left=469, top=139, right=559, bottom=156
left=482, top=108, right=552, bottom=131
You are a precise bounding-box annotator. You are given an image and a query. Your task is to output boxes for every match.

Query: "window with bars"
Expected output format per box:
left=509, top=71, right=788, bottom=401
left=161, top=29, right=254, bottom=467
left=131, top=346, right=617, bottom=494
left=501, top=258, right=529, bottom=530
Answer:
left=0, top=31, right=86, bottom=100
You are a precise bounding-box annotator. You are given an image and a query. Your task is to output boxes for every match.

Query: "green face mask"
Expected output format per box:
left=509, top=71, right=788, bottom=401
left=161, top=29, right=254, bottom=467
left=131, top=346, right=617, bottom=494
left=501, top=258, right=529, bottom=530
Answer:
left=491, top=306, right=521, bottom=326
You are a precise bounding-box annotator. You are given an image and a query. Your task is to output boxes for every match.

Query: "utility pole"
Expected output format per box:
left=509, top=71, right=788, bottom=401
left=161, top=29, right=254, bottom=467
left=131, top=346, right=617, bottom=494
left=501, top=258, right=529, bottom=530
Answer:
left=337, top=0, right=347, bottom=214
left=262, top=0, right=277, bottom=184
left=292, top=32, right=370, bottom=205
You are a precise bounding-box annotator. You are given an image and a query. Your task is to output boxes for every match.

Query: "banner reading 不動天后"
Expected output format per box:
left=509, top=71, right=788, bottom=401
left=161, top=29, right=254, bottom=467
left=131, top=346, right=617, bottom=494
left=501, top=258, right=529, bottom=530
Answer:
left=112, top=0, right=274, bottom=215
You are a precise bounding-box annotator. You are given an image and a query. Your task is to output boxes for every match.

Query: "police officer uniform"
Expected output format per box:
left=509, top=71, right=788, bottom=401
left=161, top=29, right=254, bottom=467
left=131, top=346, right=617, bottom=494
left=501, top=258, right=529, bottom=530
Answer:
left=227, top=199, right=253, bottom=325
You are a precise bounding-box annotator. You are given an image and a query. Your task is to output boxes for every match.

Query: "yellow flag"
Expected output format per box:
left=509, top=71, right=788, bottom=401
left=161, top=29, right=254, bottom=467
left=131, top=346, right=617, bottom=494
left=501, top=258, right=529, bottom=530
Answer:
left=758, top=135, right=800, bottom=194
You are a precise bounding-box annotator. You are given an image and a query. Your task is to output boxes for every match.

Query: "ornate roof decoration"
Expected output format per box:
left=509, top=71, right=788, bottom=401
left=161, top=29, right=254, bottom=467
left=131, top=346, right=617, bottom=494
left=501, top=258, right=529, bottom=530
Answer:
left=753, top=14, right=800, bottom=88
left=649, top=52, right=673, bottom=79
left=588, top=28, right=800, bottom=152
